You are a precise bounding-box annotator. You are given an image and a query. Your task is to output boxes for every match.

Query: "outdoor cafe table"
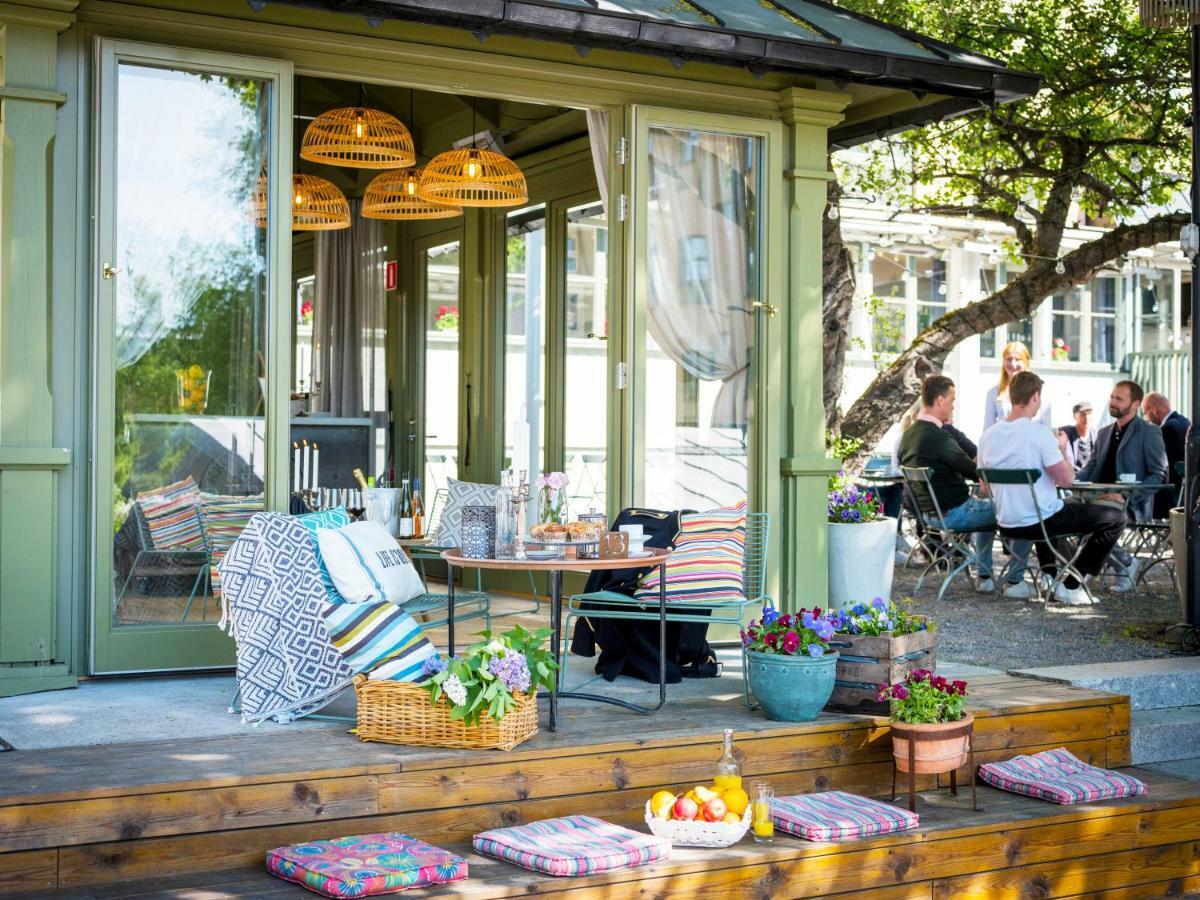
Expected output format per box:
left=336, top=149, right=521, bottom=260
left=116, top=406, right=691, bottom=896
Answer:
left=440, top=547, right=672, bottom=732
left=1058, top=481, right=1177, bottom=581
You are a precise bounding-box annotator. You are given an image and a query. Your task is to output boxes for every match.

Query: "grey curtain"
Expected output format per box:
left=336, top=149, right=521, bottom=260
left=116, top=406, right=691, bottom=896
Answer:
left=311, top=200, right=386, bottom=417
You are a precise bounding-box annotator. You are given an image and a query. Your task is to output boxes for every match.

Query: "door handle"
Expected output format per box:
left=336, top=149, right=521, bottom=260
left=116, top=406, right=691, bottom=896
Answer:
left=102, top=263, right=122, bottom=280
left=752, top=301, right=777, bottom=318
left=586, top=332, right=608, bottom=341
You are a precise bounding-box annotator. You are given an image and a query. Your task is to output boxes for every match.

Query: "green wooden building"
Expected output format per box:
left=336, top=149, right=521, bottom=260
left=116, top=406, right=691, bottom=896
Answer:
left=0, top=0, right=1035, bottom=695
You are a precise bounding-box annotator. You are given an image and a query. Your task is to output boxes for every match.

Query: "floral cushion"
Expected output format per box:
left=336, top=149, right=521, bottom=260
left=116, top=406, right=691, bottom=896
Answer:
left=977, top=748, right=1147, bottom=804
left=771, top=791, right=919, bottom=841
left=473, top=815, right=669, bottom=877
left=266, top=832, right=467, bottom=898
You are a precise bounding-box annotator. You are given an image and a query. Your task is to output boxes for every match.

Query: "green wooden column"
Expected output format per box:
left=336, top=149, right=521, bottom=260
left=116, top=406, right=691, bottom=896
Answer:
left=0, top=2, right=78, bottom=695
left=778, top=88, right=850, bottom=612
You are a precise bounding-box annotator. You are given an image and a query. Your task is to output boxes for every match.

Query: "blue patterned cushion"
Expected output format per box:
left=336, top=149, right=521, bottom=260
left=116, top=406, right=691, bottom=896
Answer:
left=296, top=507, right=351, bottom=604
left=431, top=479, right=498, bottom=546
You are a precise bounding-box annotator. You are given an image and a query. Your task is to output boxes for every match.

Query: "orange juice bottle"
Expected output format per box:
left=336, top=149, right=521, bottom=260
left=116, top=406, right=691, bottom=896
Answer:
left=714, top=728, right=742, bottom=791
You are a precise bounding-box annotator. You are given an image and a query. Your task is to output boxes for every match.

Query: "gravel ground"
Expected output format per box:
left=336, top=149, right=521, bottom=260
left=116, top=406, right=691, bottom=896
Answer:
left=894, top=554, right=1188, bottom=672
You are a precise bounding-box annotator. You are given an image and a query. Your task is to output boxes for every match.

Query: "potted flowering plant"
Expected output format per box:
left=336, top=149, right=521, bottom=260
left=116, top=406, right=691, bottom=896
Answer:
left=433, top=304, right=459, bottom=332
left=878, top=669, right=972, bottom=776
left=827, top=474, right=895, bottom=610
left=740, top=606, right=838, bottom=722
left=536, top=471, right=570, bottom=524
left=825, top=598, right=937, bottom=714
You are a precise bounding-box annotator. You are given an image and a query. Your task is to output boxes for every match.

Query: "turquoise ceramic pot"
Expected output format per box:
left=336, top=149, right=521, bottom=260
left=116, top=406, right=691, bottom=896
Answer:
left=746, top=649, right=838, bottom=722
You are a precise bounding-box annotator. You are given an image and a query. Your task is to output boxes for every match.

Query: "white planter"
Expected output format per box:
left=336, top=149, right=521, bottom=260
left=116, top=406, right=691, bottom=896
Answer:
left=827, top=516, right=896, bottom=610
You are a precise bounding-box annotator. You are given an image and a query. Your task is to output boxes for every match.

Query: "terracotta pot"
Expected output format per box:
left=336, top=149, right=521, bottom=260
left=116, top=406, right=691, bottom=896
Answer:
left=890, top=713, right=974, bottom=775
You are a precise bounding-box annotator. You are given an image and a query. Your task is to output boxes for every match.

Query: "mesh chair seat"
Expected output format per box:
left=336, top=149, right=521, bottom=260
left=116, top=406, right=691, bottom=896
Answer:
left=900, top=466, right=992, bottom=601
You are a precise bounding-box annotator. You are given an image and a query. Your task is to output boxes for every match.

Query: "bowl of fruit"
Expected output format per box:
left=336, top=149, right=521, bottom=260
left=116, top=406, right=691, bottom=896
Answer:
left=643, top=782, right=751, bottom=848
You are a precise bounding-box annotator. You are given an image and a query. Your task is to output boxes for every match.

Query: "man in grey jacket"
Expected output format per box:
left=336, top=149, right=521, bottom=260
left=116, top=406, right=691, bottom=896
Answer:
left=1077, top=380, right=1168, bottom=591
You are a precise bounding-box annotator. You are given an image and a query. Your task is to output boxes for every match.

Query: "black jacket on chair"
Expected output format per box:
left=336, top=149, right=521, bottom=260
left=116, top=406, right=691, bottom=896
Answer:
left=1156, top=411, right=1191, bottom=518
left=569, top=507, right=719, bottom=684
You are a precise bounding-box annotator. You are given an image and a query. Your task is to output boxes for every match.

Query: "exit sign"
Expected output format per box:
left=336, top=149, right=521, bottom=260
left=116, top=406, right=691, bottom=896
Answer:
left=385, top=260, right=398, bottom=292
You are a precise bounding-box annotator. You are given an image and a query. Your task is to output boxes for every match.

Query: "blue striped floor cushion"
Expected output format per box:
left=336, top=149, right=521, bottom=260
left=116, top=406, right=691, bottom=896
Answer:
left=201, top=493, right=265, bottom=597
left=296, top=507, right=352, bottom=604
left=977, top=748, right=1147, bottom=804
left=771, top=791, right=919, bottom=841
left=321, top=600, right=437, bottom=681
left=633, top=501, right=746, bottom=604
left=473, top=816, right=669, bottom=877
left=136, top=477, right=205, bottom=551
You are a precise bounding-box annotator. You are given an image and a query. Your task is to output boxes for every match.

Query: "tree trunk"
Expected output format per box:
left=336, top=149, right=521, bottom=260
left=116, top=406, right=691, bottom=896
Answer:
left=822, top=177, right=856, bottom=434
left=836, top=213, right=1189, bottom=455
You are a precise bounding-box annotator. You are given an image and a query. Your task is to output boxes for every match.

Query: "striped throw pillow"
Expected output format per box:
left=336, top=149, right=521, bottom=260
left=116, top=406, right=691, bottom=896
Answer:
left=321, top=600, right=437, bottom=681
left=136, top=477, right=205, bottom=551
left=634, top=502, right=746, bottom=604
left=200, top=493, right=265, bottom=597
left=295, top=507, right=352, bottom=605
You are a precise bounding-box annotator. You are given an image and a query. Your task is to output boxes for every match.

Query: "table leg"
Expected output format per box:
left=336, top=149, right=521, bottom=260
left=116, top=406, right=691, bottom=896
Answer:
left=657, top=562, right=667, bottom=710
left=447, top=563, right=456, bottom=658
left=549, top=568, right=562, bottom=733
left=908, top=739, right=917, bottom=813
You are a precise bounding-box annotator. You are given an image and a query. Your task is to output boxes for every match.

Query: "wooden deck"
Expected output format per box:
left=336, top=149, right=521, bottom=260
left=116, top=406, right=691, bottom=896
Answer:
left=2, top=673, right=1192, bottom=898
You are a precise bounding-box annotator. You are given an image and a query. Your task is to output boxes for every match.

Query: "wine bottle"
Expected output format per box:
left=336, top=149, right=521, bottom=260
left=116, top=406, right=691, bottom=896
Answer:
left=352, top=467, right=369, bottom=490
left=412, top=477, right=425, bottom=540
left=398, top=473, right=414, bottom=538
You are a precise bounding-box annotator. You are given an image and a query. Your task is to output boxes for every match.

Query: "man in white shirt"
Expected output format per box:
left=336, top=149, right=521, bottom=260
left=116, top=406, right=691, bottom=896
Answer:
left=977, top=371, right=1128, bottom=605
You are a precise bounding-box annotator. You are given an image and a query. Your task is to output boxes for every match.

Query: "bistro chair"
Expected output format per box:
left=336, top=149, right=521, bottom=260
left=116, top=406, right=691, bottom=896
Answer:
left=115, top=501, right=211, bottom=624
left=977, top=468, right=1094, bottom=604
left=559, top=512, right=770, bottom=707
left=900, top=467, right=992, bottom=602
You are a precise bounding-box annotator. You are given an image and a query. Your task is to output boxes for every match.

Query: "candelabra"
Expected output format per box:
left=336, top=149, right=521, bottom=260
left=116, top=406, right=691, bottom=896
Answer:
left=512, top=469, right=530, bottom=560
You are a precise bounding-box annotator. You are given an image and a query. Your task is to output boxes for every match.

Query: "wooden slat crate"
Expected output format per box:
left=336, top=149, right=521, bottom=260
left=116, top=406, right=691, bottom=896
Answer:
left=826, top=626, right=936, bottom=715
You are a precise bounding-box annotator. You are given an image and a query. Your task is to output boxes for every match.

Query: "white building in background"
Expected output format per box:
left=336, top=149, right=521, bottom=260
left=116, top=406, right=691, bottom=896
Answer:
left=836, top=198, right=1192, bottom=451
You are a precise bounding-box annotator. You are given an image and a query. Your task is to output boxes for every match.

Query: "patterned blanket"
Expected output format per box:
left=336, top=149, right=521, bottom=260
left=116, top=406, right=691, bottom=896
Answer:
left=219, top=513, right=353, bottom=723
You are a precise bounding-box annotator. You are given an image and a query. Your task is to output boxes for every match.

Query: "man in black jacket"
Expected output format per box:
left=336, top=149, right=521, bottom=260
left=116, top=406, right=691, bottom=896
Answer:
left=1143, top=392, right=1190, bottom=518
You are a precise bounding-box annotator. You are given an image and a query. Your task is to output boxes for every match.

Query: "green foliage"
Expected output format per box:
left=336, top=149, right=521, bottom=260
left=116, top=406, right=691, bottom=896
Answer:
left=834, top=597, right=932, bottom=638
left=879, top=670, right=969, bottom=724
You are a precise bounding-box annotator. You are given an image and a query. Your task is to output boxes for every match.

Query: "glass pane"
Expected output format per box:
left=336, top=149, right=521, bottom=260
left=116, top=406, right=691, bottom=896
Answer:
left=1004, top=316, right=1035, bottom=350
left=1092, top=278, right=1118, bottom=314
left=871, top=250, right=906, bottom=300
left=1139, top=270, right=1173, bottom=351
left=643, top=127, right=759, bottom=510
left=979, top=266, right=1002, bottom=357
left=505, top=206, right=547, bottom=480
left=111, top=64, right=268, bottom=627
left=915, top=257, right=946, bottom=303
left=1092, top=314, right=1116, bottom=365
left=873, top=301, right=907, bottom=357
left=565, top=202, right=608, bottom=514
left=916, top=302, right=946, bottom=333
left=425, top=241, right=461, bottom=495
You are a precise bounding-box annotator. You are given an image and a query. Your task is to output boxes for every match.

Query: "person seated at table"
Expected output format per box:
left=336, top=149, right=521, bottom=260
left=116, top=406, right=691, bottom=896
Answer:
left=979, top=372, right=1128, bottom=605
left=898, top=374, right=1029, bottom=597
left=1059, top=401, right=1098, bottom=473
left=1077, top=380, right=1168, bottom=590
left=1142, top=391, right=1190, bottom=519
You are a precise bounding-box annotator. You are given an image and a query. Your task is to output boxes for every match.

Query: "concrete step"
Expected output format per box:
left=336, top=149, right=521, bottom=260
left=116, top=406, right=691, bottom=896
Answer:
left=1131, top=706, right=1200, bottom=765
left=1010, top=657, right=1200, bottom=711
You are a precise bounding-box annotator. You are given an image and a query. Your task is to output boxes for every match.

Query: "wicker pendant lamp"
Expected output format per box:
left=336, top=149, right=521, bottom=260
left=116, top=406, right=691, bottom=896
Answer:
left=254, top=170, right=351, bottom=231
left=300, top=106, right=416, bottom=169
left=362, top=167, right=462, bottom=220
left=1140, top=0, right=1200, bottom=25
left=419, top=146, right=528, bottom=208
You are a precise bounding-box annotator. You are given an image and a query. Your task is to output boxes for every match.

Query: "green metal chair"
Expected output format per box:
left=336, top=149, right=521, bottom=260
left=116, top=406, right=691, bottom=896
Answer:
left=977, top=468, right=1094, bottom=604
left=559, top=511, right=770, bottom=707
left=900, top=466, right=993, bottom=601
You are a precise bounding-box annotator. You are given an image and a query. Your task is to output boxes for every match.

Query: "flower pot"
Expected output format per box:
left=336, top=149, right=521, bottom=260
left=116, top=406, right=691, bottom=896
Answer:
left=827, top=517, right=896, bottom=610
left=746, top=649, right=838, bottom=722
left=890, top=713, right=974, bottom=775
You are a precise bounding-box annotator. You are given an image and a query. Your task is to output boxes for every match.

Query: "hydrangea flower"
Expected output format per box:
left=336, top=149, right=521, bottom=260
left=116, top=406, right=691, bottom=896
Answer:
left=487, top=650, right=532, bottom=693
left=443, top=673, right=468, bottom=706
left=420, top=655, right=447, bottom=677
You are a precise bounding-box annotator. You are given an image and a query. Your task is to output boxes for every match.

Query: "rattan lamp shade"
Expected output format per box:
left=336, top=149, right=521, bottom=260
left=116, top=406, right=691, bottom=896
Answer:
left=419, top=147, right=529, bottom=208
left=254, top=172, right=351, bottom=231
left=1141, top=0, right=1200, bottom=25
left=301, top=107, right=416, bottom=169
left=362, top=167, right=462, bottom=220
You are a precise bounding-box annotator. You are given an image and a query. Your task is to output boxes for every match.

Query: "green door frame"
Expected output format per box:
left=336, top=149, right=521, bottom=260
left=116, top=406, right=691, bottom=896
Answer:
left=90, top=38, right=293, bottom=673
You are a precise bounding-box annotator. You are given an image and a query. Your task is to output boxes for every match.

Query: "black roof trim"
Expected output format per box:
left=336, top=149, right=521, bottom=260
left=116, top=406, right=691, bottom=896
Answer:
left=830, top=96, right=984, bottom=149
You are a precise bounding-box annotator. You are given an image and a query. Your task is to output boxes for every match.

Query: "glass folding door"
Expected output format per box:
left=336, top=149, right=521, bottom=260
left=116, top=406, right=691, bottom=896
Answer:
left=93, top=42, right=291, bottom=672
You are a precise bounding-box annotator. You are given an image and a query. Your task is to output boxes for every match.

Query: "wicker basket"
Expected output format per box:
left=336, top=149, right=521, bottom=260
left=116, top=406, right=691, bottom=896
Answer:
left=643, top=801, right=751, bottom=848
left=352, top=676, right=539, bottom=751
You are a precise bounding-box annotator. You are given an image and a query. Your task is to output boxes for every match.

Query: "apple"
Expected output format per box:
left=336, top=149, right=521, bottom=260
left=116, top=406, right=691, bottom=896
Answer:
left=672, top=795, right=699, bottom=821
left=700, top=797, right=728, bottom=823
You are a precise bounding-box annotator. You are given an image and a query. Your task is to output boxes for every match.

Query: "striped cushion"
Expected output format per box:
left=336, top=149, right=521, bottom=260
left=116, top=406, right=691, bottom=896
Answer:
left=634, top=502, right=746, bottom=604
left=977, top=749, right=1147, bottom=804
left=321, top=600, right=437, bottom=681
left=473, top=816, right=669, bottom=877
left=201, top=493, right=265, bottom=597
left=296, top=507, right=352, bottom=604
left=137, top=477, right=205, bottom=551
left=771, top=791, right=919, bottom=841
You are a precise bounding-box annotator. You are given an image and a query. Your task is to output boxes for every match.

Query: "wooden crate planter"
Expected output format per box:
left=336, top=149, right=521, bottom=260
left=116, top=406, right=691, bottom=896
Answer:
left=825, top=625, right=936, bottom=715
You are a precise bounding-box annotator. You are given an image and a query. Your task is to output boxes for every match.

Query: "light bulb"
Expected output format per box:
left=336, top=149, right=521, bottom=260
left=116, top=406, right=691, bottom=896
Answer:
left=988, top=249, right=1000, bottom=264
left=925, top=223, right=939, bottom=237
left=1055, top=259, right=1066, bottom=275
left=462, top=150, right=482, bottom=180
left=1130, top=152, right=1143, bottom=175
left=355, top=110, right=364, bottom=139
left=405, top=177, right=418, bottom=196
left=937, top=282, right=948, bottom=296
left=293, top=191, right=304, bottom=206
left=827, top=205, right=840, bottom=220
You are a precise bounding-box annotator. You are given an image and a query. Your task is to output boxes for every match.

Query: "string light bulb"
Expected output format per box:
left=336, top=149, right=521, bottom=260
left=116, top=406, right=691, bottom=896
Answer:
left=827, top=204, right=840, bottom=220
left=1055, top=259, right=1066, bottom=275
left=1130, top=151, right=1143, bottom=175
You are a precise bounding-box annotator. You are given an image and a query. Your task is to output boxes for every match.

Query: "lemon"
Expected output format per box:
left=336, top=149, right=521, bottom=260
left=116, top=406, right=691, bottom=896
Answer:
left=189, top=364, right=204, bottom=378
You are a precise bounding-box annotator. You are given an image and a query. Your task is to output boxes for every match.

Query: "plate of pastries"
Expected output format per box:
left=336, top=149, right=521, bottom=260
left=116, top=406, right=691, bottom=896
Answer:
left=528, top=520, right=604, bottom=544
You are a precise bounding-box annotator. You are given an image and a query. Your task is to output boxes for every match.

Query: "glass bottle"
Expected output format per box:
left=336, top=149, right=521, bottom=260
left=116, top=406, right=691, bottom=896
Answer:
left=411, top=477, right=425, bottom=540
left=398, top=474, right=414, bottom=538
left=714, top=728, right=742, bottom=791
left=495, top=469, right=516, bottom=559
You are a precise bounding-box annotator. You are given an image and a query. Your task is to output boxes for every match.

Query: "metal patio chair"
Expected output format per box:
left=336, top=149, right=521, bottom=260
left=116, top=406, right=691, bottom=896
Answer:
left=977, top=468, right=1094, bottom=604
left=114, top=501, right=211, bottom=624
left=900, top=467, right=993, bottom=602
left=559, top=511, right=770, bottom=707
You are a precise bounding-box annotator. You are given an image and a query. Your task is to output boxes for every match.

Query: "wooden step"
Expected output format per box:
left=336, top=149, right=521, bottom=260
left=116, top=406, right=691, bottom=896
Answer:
left=24, top=772, right=1200, bottom=899
left=0, top=674, right=1134, bottom=894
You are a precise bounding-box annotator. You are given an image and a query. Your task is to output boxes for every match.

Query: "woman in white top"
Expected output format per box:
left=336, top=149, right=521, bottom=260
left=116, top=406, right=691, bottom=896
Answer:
left=984, top=341, right=1052, bottom=432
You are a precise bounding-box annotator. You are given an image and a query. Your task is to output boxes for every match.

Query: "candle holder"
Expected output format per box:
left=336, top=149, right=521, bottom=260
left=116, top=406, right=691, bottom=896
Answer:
left=512, top=470, right=530, bottom=561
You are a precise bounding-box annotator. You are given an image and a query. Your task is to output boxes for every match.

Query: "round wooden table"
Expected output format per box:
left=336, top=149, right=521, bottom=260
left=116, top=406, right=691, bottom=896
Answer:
left=440, top=547, right=672, bottom=732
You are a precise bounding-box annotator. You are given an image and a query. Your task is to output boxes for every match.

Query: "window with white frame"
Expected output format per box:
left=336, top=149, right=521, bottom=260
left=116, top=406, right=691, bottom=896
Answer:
left=1137, top=269, right=1174, bottom=352
left=1091, top=278, right=1118, bottom=365
left=1051, top=288, right=1083, bottom=362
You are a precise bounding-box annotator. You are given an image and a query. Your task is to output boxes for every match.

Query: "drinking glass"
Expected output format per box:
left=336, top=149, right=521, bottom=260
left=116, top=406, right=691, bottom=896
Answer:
left=751, top=782, right=774, bottom=842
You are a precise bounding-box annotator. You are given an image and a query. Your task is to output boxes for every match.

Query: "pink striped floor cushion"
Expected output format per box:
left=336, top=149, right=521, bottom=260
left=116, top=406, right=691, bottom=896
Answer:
left=266, top=832, right=467, bottom=897
left=136, top=477, right=205, bottom=551
left=977, top=748, right=1147, bottom=804
left=472, top=816, right=669, bottom=877
left=771, top=791, right=919, bottom=841
left=634, top=502, right=746, bottom=604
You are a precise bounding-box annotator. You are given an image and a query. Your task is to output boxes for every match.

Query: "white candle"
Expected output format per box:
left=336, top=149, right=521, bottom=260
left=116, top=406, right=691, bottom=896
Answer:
left=304, top=440, right=312, bottom=492
left=293, top=442, right=300, bottom=491
left=311, top=442, right=319, bottom=492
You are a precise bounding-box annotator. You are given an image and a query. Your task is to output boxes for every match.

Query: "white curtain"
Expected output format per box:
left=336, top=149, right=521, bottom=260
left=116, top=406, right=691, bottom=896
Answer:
left=586, top=110, right=609, bottom=216
left=311, top=200, right=386, bottom=418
